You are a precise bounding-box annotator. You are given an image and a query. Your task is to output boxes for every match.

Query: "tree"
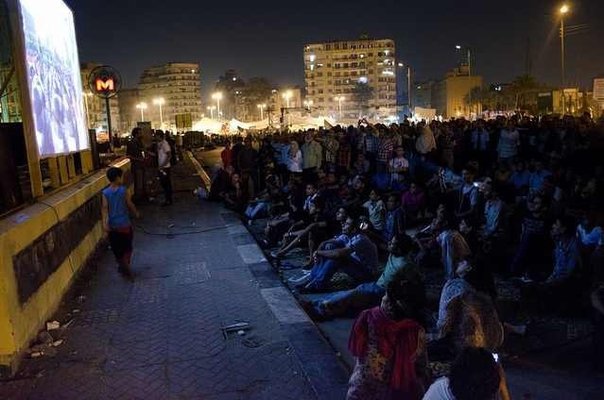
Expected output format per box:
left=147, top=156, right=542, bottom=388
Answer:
left=509, top=74, right=547, bottom=113
left=242, top=77, right=272, bottom=109
left=352, top=82, right=374, bottom=117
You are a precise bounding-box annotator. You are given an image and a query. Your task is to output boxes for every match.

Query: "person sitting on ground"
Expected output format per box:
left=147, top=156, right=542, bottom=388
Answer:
left=401, top=182, right=427, bottom=225
left=384, top=194, right=406, bottom=243
left=362, top=189, right=386, bottom=235
left=436, top=259, right=497, bottom=333
left=455, top=165, right=480, bottom=225
left=521, top=216, right=582, bottom=311
left=244, top=174, right=283, bottom=223
left=422, top=347, right=503, bottom=400
left=347, top=267, right=429, bottom=400
left=432, top=286, right=503, bottom=364
left=270, top=197, right=334, bottom=262
left=437, top=212, right=472, bottom=280
left=263, top=180, right=305, bottom=247
left=479, top=182, right=505, bottom=242
left=222, top=172, right=248, bottom=212
left=302, top=234, right=419, bottom=321
left=296, top=216, right=378, bottom=293
left=389, top=145, right=410, bottom=190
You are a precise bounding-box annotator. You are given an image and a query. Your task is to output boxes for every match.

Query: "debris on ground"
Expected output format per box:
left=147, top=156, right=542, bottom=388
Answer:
left=222, top=322, right=251, bottom=333
left=46, top=321, right=60, bottom=331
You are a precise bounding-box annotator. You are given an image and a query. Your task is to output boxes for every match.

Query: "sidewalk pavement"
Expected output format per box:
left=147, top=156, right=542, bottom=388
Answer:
left=0, top=164, right=348, bottom=400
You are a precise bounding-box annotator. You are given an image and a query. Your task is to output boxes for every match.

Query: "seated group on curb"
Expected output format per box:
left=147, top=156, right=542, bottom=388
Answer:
left=207, top=114, right=604, bottom=399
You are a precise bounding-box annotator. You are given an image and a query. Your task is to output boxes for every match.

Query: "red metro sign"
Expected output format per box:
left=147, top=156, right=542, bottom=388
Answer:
left=88, top=65, right=121, bottom=99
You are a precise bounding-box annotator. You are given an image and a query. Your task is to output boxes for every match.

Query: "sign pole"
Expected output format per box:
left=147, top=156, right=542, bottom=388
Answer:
left=105, top=97, right=113, bottom=150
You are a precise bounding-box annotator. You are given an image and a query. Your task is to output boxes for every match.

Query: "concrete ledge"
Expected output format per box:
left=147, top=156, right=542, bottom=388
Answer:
left=0, top=159, right=130, bottom=377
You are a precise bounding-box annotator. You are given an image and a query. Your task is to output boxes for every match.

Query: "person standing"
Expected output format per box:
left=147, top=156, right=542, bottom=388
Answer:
left=102, top=167, right=140, bottom=278
left=302, top=132, right=322, bottom=182
left=221, top=140, right=233, bottom=168
left=157, top=131, right=173, bottom=206
left=126, top=127, right=146, bottom=202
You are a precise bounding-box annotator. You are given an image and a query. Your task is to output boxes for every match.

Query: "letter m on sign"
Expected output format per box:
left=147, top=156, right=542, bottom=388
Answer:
left=96, top=79, right=114, bottom=92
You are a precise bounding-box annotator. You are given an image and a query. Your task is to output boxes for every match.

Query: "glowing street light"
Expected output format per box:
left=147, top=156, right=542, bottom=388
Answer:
left=207, top=105, right=216, bottom=119
left=211, top=92, right=223, bottom=118
left=136, top=102, right=148, bottom=122
left=282, top=90, right=293, bottom=108
left=559, top=3, right=570, bottom=88
left=334, top=96, right=345, bottom=120
left=303, top=99, right=314, bottom=113
left=153, top=97, right=165, bottom=129
left=257, top=103, right=266, bottom=120
left=397, top=62, right=412, bottom=110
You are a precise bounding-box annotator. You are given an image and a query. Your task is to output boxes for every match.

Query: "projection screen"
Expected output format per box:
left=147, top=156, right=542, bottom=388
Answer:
left=18, top=0, right=89, bottom=157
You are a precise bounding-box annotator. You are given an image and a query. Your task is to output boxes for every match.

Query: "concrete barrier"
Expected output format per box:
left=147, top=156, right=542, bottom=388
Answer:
left=0, top=159, right=130, bottom=377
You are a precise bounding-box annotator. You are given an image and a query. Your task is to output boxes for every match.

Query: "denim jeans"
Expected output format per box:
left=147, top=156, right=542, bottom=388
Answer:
left=306, top=257, right=373, bottom=290
left=318, top=282, right=385, bottom=317
left=245, top=201, right=269, bottom=220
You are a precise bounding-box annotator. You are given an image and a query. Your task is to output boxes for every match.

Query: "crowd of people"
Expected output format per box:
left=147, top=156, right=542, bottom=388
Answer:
left=207, top=113, right=604, bottom=400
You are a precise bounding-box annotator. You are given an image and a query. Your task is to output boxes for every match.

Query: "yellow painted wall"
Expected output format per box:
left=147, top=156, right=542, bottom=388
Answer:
left=0, top=159, right=130, bottom=374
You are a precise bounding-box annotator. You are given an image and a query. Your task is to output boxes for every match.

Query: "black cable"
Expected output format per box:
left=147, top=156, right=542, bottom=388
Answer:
left=133, top=223, right=230, bottom=236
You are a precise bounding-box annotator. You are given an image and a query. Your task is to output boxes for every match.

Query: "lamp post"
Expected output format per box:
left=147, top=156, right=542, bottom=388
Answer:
left=559, top=3, right=570, bottom=114
left=257, top=103, right=266, bottom=120
left=282, top=90, right=293, bottom=108
left=136, top=102, right=148, bottom=122
left=153, top=97, right=165, bottom=129
left=304, top=99, right=314, bottom=113
left=456, top=45, right=473, bottom=117
left=207, top=106, right=216, bottom=119
left=398, top=62, right=412, bottom=111
left=211, top=92, right=223, bottom=119
left=334, top=96, right=345, bottom=120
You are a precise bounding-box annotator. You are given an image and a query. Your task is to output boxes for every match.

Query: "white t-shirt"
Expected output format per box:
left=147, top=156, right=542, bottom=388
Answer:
left=423, top=377, right=455, bottom=400
left=158, top=139, right=171, bottom=168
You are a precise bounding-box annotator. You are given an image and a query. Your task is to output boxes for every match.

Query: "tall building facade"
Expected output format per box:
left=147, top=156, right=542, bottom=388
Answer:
left=432, top=65, right=483, bottom=118
left=303, top=37, right=397, bottom=121
left=138, top=63, right=202, bottom=130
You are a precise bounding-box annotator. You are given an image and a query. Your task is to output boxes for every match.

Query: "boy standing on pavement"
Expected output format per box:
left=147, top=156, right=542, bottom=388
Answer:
left=102, top=167, right=140, bottom=278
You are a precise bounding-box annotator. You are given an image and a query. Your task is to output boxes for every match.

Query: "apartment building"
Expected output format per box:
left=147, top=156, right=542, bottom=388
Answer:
left=303, top=37, right=397, bottom=121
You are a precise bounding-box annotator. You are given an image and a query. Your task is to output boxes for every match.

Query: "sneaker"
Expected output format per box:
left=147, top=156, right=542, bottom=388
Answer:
left=270, top=251, right=282, bottom=259
left=520, top=275, right=533, bottom=283
left=288, top=272, right=311, bottom=286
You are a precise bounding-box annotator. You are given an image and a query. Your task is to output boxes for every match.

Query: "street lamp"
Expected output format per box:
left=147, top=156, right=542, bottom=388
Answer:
left=456, top=45, right=474, bottom=117
left=136, top=102, right=148, bottom=122
left=153, top=97, right=165, bottom=129
left=207, top=105, right=216, bottom=119
left=334, top=96, right=345, bottom=120
left=558, top=3, right=570, bottom=114
left=282, top=90, right=293, bottom=108
left=211, top=92, right=223, bottom=118
left=398, top=62, right=412, bottom=111
left=304, top=99, right=314, bottom=113
left=257, top=103, right=266, bottom=120
left=455, top=45, right=472, bottom=77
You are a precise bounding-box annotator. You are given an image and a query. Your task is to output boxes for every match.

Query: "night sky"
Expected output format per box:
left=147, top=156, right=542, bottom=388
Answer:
left=64, top=0, right=603, bottom=98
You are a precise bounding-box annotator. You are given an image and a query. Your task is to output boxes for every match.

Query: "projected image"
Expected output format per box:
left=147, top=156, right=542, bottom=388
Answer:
left=19, top=0, right=89, bottom=157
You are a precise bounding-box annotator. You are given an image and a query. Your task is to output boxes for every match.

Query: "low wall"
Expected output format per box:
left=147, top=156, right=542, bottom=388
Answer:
left=0, top=159, right=130, bottom=377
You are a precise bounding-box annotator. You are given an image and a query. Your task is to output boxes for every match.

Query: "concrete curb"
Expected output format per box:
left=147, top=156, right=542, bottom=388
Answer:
left=184, top=150, right=211, bottom=189
left=220, top=211, right=349, bottom=399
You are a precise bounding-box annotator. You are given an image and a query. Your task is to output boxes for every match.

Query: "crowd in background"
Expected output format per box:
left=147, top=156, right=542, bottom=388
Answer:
left=205, top=113, right=604, bottom=400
